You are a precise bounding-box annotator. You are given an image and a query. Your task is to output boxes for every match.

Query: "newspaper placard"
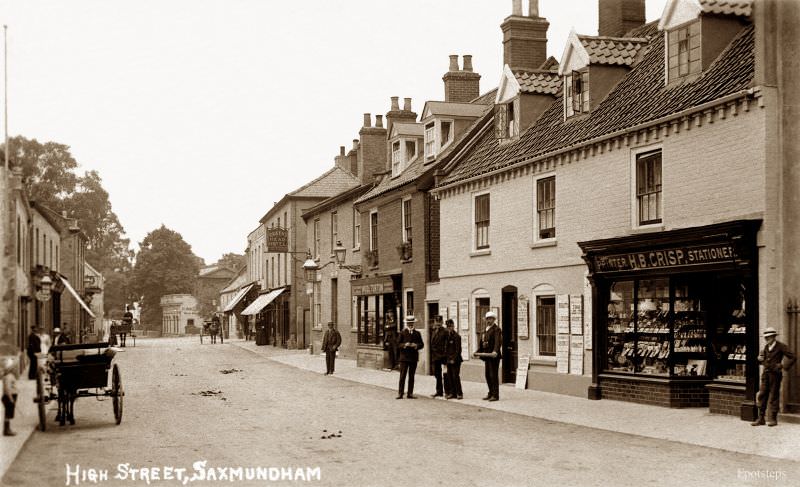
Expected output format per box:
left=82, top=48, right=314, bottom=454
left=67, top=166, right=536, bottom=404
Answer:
left=449, top=302, right=458, bottom=324
left=569, top=295, right=583, bottom=335
left=515, top=354, right=531, bottom=389
left=584, top=273, right=593, bottom=350
left=517, top=295, right=529, bottom=340
left=458, top=300, right=469, bottom=331
left=556, top=334, right=570, bottom=374
left=557, top=294, right=570, bottom=334
left=570, top=335, right=584, bottom=375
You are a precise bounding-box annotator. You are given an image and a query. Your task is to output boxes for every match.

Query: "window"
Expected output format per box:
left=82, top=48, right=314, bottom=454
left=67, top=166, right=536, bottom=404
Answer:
left=424, top=123, right=435, bottom=157
left=404, top=289, right=414, bottom=317
left=537, top=176, right=556, bottom=239
left=636, top=151, right=662, bottom=225
left=330, top=211, right=338, bottom=255
left=277, top=253, right=281, bottom=286
left=313, top=282, right=321, bottom=328
left=405, top=140, right=416, bottom=160
left=474, top=194, right=490, bottom=250
left=313, top=219, right=320, bottom=258
left=392, top=141, right=402, bottom=176
left=353, top=208, right=361, bottom=249
left=668, top=21, right=701, bottom=83
left=402, top=198, right=412, bottom=243
left=536, top=296, right=556, bottom=356
left=370, top=211, right=378, bottom=251
left=495, top=101, right=517, bottom=140
left=440, top=121, right=452, bottom=146
left=475, top=297, right=491, bottom=336
left=565, top=70, right=589, bottom=117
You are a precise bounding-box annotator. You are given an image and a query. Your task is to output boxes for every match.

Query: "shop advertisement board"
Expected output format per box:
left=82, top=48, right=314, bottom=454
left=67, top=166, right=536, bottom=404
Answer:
left=517, top=295, right=529, bottom=340
left=557, top=295, right=570, bottom=334
left=515, top=354, right=531, bottom=389
left=570, top=295, right=583, bottom=335
left=459, top=300, right=469, bottom=331
left=556, top=334, right=570, bottom=374
left=449, top=302, right=458, bottom=325
left=584, top=274, right=593, bottom=350
left=570, top=336, right=584, bottom=375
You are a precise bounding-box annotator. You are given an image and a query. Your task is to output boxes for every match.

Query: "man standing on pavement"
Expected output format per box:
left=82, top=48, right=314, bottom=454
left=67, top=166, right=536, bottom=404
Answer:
left=322, top=322, right=342, bottom=375
left=751, top=327, right=796, bottom=427
left=430, top=315, right=447, bottom=398
left=397, top=315, right=424, bottom=399
left=444, top=319, right=463, bottom=400
left=473, top=311, right=502, bottom=401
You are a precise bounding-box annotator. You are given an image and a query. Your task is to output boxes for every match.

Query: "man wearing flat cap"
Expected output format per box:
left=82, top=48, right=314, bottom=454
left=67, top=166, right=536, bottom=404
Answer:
left=474, top=311, right=502, bottom=401
left=752, top=327, right=796, bottom=427
left=396, top=315, right=424, bottom=399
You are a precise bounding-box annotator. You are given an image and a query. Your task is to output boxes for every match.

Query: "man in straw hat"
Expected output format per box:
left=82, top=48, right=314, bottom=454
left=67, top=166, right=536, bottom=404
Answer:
left=396, top=315, right=424, bottom=399
left=473, top=311, right=502, bottom=401
left=751, top=327, right=796, bottom=426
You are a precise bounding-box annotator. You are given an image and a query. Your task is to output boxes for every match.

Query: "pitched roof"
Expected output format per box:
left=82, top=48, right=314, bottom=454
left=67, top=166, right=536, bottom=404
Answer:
left=514, top=70, right=561, bottom=95
left=440, top=22, right=755, bottom=186
left=699, top=0, right=752, bottom=17
left=578, top=35, right=649, bottom=67
left=423, top=101, right=489, bottom=119
left=288, top=165, right=360, bottom=198
left=471, top=88, right=499, bottom=105
left=391, top=122, right=424, bottom=137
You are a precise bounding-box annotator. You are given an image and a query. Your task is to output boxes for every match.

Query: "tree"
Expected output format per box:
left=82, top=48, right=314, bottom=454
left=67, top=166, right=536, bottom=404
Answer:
left=132, top=225, right=200, bottom=329
left=216, top=252, right=245, bottom=272
left=4, top=136, right=79, bottom=209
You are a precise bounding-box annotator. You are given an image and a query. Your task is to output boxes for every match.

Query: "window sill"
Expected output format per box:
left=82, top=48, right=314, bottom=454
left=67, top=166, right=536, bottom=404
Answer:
left=629, top=224, right=665, bottom=235
left=470, top=249, right=491, bottom=258
left=352, top=247, right=360, bottom=253
left=531, top=357, right=557, bottom=366
left=530, top=239, right=557, bottom=249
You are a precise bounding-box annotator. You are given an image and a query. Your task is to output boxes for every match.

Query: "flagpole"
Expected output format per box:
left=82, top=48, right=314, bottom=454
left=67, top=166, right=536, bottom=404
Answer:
left=3, top=24, right=8, bottom=170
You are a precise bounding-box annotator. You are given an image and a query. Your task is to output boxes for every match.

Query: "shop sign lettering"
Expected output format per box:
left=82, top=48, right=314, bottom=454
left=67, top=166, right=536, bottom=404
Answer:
left=266, top=228, right=288, bottom=253
left=351, top=277, right=394, bottom=296
left=595, top=244, right=737, bottom=273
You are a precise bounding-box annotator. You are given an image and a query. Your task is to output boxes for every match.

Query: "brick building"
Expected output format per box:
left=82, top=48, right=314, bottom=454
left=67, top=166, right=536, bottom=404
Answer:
left=196, top=264, right=236, bottom=318
left=431, top=0, right=793, bottom=420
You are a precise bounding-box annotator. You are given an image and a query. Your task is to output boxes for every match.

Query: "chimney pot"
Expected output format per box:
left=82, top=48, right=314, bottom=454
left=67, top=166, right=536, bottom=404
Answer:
left=529, top=0, right=539, bottom=17
left=352, top=139, right=359, bottom=149
left=375, top=114, right=383, bottom=128
left=340, top=146, right=345, bottom=156
left=463, top=55, right=474, bottom=72
left=512, top=0, right=523, bottom=16
left=403, top=97, right=412, bottom=111
left=390, top=96, right=399, bottom=111
left=448, top=54, right=459, bottom=71
left=363, top=113, right=371, bottom=128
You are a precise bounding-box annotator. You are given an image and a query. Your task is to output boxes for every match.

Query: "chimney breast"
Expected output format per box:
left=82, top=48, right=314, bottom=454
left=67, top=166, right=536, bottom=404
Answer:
left=443, top=55, right=481, bottom=102
left=598, top=0, right=645, bottom=37
left=501, top=2, right=549, bottom=70
left=403, top=97, right=412, bottom=111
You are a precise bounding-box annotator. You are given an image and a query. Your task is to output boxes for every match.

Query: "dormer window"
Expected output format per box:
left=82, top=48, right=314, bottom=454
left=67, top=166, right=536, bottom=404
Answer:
left=564, top=70, right=589, bottom=118
left=667, top=21, right=701, bottom=84
left=424, top=122, right=435, bottom=157
left=440, top=121, right=452, bottom=146
left=423, top=119, right=454, bottom=159
left=495, top=100, right=519, bottom=141
left=391, top=138, right=418, bottom=177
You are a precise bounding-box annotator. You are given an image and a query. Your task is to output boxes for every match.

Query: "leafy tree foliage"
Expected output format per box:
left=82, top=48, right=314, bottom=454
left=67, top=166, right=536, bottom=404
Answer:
left=216, top=252, right=245, bottom=271
left=132, top=225, right=200, bottom=329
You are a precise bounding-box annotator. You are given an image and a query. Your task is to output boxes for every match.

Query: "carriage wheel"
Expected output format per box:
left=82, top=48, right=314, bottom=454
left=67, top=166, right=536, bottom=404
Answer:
left=36, top=369, right=47, bottom=432
left=112, top=364, right=123, bottom=425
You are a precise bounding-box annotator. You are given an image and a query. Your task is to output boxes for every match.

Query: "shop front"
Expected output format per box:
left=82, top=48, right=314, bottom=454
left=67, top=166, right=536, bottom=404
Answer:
left=352, top=275, right=401, bottom=369
left=579, top=220, right=761, bottom=420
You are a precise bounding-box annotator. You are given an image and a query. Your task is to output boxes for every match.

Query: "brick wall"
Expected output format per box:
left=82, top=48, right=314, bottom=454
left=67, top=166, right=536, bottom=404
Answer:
left=598, top=0, right=645, bottom=38
left=443, top=71, right=481, bottom=103
left=426, top=194, right=440, bottom=282
left=707, top=384, right=745, bottom=416
left=600, top=376, right=709, bottom=408
left=501, top=17, right=549, bottom=71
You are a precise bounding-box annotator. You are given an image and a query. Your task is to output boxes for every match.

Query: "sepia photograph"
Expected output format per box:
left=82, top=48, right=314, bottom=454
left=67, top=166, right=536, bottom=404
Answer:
left=0, top=0, right=799, bottom=486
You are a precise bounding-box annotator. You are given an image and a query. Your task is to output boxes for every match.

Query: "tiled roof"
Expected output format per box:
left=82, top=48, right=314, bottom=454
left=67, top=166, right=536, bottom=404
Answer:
left=699, top=0, right=752, bottom=17
left=514, top=70, right=561, bottom=95
left=578, top=35, right=649, bottom=67
left=440, top=23, right=754, bottom=186
left=288, top=166, right=360, bottom=198
left=471, top=88, right=499, bottom=105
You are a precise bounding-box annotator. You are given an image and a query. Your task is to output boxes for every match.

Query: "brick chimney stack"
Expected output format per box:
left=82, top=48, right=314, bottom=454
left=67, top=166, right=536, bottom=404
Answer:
left=385, top=96, right=418, bottom=135
left=348, top=139, right=359, bottom=177
left=334, top=145, right=352, bottom=175
left=442, top=55, right=481, bottom=103
left=501, top=0, right=549, bottom=71
left=598, top=0, right=645, bottom=37
left=358, top=114, right=387, bottom=184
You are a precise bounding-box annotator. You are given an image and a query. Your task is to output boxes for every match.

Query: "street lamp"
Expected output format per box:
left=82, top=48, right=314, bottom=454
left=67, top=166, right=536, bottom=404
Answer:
left=333, top=241, right=362, bottom=274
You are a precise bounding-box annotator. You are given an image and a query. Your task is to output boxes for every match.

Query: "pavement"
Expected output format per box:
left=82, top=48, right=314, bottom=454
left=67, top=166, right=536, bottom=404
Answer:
left=2, top=338, right=798, bottom=483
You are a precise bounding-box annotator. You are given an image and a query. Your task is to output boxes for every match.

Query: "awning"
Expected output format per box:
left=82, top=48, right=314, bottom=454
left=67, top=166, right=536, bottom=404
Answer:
left=59, top=275, right=96, bottom=318
left=223, top=284, right=254, bottom=313
left=240, top=287, right=286, bottom=316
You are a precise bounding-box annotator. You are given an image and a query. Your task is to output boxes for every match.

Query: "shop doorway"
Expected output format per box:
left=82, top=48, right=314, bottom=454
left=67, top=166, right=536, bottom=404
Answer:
left=788, top=302, right=800, bottom=413
left=502, top=286, right=518, bottom=383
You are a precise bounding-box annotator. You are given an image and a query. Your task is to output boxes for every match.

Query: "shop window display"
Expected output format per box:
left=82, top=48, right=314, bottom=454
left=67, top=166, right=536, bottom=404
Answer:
left=711, top=281, right=749, bottom=383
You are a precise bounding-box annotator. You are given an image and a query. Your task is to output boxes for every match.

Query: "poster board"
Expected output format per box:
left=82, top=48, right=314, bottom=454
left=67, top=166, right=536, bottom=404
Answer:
left=458, top=300, right=469, bottom=331
left=570, top=336, right=584, bottom=375
left=517, top=295, right=529, bottom=340
left=556, top=334, right=570, bottom=374
left=515, top=354, right=531, bottom=389
left=449, top=302, right=458, bottom=325
left=557, top=295, right=570, bottom=334
left=584, top=273, right=593, bottom=350
left=569, top=295, right=583, bottom=335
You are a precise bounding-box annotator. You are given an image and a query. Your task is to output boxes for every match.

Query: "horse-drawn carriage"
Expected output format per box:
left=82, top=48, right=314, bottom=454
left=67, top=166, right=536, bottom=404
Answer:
left=33, top=342, right=124, bottom=430
left=200, top=316, right=222, bottom=344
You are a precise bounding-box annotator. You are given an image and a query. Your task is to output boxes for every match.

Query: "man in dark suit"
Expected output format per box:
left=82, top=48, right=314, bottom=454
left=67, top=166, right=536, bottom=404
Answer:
left=430, top=315, right=447, bottom=398
left=397, top=315, right=424, bottom=399
left=322, top=322, right=342, bottom=375
left=474, top=311, right=502, bottom=401
left=26, top=326, right=41, bottom=380
left=384, top=315, right=398, bottom=370
left=444, top=319, right=463, bottom=400
left=752, top=327, right=796, bottom=426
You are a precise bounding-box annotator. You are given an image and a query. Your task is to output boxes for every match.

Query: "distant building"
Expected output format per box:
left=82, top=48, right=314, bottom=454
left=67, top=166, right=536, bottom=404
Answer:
left=161, top=294, right=201, bottom=336
left=196, top=264, right=236, bottom=318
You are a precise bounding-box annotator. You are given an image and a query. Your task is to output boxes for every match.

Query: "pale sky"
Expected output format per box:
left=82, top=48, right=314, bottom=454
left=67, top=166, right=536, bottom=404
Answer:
left=0, top=0, right=665, bottom=264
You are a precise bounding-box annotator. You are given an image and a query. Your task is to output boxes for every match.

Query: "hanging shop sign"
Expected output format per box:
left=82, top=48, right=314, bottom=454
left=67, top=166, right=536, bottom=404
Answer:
left=266, top=227, right=288, bottom=253
left=593, top=243, right=737, bottom=274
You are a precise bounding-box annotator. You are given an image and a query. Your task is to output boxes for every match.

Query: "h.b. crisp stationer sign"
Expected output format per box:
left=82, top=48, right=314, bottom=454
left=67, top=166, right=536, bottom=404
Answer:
left=595, top=243, right=737, bottom=273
